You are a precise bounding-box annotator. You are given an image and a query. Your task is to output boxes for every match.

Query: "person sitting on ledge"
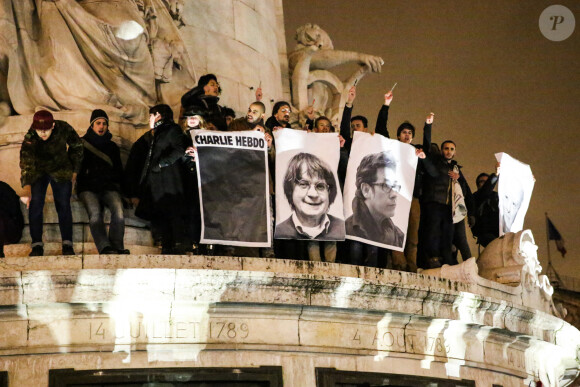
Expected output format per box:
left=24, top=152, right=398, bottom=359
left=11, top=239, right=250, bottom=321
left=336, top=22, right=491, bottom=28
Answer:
left=19, top=110, right=83, bottom=256
left=77, top=110, right=129, bottom=255
left=0, top=180, right=24, bottom=258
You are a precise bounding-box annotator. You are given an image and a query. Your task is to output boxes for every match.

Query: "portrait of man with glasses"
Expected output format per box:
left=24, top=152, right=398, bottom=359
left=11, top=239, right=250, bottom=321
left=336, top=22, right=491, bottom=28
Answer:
left=345, top=151, right=404, bottom=248
left=275, top=152, right=345, bottom=240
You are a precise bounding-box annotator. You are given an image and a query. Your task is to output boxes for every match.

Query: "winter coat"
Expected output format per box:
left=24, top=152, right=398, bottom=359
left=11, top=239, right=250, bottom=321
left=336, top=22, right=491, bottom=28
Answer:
left=141, top=120, right=188, bottom=203
left=123, top=129, right=154, bottom=199
left=20, top=120, right=83, bottom=187
left=77, top=128, right=123, bottom=194
left=421, top=155, right=474, bottom=215
left=0, top=181, right=24, bottom=244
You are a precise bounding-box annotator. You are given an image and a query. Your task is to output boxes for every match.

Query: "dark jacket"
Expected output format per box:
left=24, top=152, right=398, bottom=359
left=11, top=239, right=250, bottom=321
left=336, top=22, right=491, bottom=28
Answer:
left=20, top=120, right=83, bottom=187
left=265, top=116, right=290, bottom=132
left=181, top=86, right=227, bottom=131
left=472, top=173, right=499, bottom=240
left=275, top=214, right=345, bottom=241
left=77, top=129, right=123, bottom=194
left=123, top=129, right=154, bottom=198
left=141, top=120, right=188, bottom=202
left=0, top=181, right=24, bottom=244
left=345, top=196, right=404, bottom=248
left=421, top=153, right=474, bottom=215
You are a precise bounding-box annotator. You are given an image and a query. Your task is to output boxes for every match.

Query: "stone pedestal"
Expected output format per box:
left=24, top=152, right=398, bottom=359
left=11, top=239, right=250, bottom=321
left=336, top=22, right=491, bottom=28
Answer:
left=0, top=256, right=578, bottom=386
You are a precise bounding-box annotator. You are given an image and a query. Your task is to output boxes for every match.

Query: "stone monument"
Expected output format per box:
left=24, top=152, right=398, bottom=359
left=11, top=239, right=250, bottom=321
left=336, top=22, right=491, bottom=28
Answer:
left=0, top=2, right=578, bottom=386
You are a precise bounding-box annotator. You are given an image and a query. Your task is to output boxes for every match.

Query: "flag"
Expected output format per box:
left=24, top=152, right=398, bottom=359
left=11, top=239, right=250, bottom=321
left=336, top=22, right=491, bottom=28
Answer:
left=547, top=217, right=567, bottom=257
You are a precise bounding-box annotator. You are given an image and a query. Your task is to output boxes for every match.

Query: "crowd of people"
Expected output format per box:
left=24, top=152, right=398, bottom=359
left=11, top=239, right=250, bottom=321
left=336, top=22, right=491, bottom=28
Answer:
left=0, top=73, right=501, bottom=272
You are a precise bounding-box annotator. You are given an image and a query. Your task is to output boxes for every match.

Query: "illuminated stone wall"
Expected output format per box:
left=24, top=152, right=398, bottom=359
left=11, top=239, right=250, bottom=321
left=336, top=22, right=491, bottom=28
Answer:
left=0, top=256, right=578, bottom=386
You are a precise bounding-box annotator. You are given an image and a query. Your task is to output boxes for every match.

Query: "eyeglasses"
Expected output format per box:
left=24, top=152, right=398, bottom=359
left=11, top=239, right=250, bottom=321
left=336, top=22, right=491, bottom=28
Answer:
left=296, top=179, right=329, bottom=192
left=279, top=108, right=291, bottom=114
left=371, top=182, right=401, bottom=193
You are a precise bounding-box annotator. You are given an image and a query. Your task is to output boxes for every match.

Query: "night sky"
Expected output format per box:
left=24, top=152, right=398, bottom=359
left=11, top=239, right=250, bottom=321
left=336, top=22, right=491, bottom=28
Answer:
left=284, top=1, right=580, bottom=281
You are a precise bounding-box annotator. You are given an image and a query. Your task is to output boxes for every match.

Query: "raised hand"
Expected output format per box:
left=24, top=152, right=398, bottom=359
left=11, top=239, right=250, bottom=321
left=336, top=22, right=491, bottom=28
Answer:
left=264, top=132, right=273, bottom=148
left=426, top=112, right=434, bottom=124
left=346, top=86, right=356, bottom=106
left=306, top=105, right=316, bottom=120
left=255, top=87, right=263, bottom=101
left=384, top=91, right=393, bottom=106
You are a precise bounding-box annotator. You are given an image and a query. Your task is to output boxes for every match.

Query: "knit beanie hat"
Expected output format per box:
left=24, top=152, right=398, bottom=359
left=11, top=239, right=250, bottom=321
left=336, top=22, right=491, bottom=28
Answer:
left=31, top=110, right=54, bottom=130
left=90, top=109, right=109, bottom=127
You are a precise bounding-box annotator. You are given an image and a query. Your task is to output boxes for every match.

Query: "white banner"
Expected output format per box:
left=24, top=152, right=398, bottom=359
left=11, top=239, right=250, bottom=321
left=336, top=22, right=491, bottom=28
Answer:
left=274, top=129, right=345, bottom=241
left=193, top=130, right=271, bottom=247
left=343, top=132, right=418, bottom=251
left=495, top=152, right=534, bottom=236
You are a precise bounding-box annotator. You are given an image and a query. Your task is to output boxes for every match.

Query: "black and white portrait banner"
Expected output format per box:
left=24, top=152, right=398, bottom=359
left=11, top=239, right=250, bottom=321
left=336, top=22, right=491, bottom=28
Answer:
left=343, top=132, right=418, bottom=251
left=193, top=130, right=271, bottom=247
left=495, top=152, right=534, bottom=236
left=273, top=129, right=345, bottom=241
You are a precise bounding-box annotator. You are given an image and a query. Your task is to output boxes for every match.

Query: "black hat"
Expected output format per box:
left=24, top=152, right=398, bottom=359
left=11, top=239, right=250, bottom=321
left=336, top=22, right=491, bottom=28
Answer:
left=90, top=109, right=109, bottom=127
left=197, top=73, right=218, bottom=88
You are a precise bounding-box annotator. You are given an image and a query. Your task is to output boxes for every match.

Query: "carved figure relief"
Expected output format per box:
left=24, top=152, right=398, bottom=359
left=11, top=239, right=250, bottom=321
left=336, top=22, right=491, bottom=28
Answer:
left=0, top=0, right=195, bottom=124
left=288, top=23, right=384, bottom=126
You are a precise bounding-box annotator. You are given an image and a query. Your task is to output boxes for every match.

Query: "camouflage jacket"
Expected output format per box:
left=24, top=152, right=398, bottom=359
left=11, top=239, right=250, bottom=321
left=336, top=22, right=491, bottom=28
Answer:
left=20, top=120, right=83, bottom=187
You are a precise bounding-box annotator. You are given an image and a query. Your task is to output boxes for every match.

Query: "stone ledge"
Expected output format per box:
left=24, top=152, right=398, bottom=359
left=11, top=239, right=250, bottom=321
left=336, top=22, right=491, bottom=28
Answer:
left=0, top=258, right=574, bottom=345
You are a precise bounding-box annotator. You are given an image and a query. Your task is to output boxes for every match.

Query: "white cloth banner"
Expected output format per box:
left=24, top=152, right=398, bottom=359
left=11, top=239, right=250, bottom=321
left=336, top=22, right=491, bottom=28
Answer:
left=274, top=129, right=345, bottom=241
left=193, top=130, right=271, bottom=247
left=343, top=132, right=418, bottom=251
left=495, top=152, right=534, bottom=236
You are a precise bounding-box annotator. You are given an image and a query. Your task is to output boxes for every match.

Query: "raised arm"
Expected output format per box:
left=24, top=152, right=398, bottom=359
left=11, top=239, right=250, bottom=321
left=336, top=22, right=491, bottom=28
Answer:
left=375, top=91, right=393, bottom=137
left=422, top=112, right=434, bottom=151
left=340, top=86, right=356, bottom=141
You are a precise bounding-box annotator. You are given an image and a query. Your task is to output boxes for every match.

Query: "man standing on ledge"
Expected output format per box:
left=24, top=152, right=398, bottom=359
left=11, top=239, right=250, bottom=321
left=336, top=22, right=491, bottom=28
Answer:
left=346, top=151, right=404, bottom=248
left=20, top=110, right=83, bottom=256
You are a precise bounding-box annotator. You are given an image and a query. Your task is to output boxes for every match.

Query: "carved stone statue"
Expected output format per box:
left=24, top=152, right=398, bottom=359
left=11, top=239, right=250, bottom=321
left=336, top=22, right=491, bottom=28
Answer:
left=421, top=230, right=561, bottom=317
left=0, top=0, right=196, bottom=124
left=288, top=23, right=384, bottom=126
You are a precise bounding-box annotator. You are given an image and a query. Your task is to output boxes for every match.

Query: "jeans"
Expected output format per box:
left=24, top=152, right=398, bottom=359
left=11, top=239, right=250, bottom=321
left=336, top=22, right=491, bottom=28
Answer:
left=452, top=218, right=472, bottom=264
left=79, top=190, right=125, bottom=253
left=29, top=175, right=73, bottom=245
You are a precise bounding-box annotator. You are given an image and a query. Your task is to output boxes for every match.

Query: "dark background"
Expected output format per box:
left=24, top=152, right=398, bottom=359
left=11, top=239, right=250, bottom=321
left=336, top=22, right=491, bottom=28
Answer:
left=284, top=0, right=580, bottom=277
